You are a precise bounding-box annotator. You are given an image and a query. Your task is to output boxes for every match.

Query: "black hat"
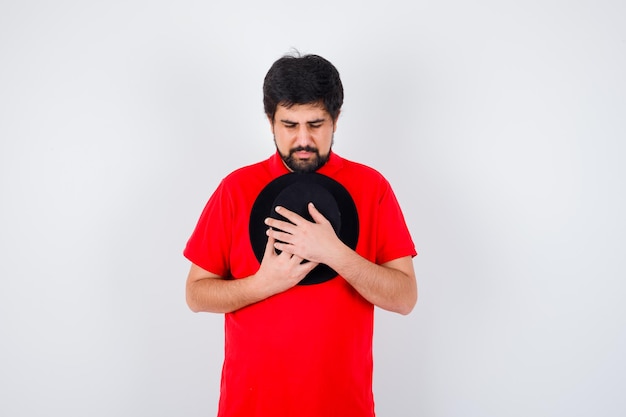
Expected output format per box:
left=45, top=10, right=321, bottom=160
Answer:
left=249, top=173, right=359, bottom=285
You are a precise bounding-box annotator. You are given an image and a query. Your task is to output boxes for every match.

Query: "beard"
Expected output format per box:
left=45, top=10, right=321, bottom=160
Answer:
left=276, top=143, right=332, bottom=173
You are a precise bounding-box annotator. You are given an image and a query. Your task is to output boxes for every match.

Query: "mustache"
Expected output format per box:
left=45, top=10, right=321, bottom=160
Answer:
left=290, top=146, right=319, bottom=154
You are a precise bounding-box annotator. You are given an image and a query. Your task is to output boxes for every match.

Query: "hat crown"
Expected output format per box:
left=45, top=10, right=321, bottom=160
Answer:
left=270, top=181, right=341, bottom=234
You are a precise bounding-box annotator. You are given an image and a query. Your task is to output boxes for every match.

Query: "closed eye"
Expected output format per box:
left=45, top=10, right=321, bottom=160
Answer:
left=307, top=118, right=326, bottom=128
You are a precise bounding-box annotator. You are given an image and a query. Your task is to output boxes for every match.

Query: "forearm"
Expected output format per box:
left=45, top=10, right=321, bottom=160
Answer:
left=328, top=246, right=417, bottom=315
left=185, top=246, right=316, bottom=314
left=186, top=276, right=266, bottom=314
left=186, top=261, right=283, bottom=314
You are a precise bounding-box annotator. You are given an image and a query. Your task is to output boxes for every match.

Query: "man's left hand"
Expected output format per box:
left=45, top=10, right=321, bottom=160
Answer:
left=264, top=203, right=343, bottom=265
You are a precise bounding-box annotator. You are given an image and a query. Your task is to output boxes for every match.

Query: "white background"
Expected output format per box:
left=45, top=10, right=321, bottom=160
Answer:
left=1, top=1, right=625, bottom=416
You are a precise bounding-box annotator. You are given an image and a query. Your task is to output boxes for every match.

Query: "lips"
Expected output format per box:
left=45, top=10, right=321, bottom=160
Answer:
left=291, top=147, right=318, bottom=159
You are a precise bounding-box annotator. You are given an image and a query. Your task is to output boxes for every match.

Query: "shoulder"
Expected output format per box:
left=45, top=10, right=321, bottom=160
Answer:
left=343, top=157, right=384, bottom=177
left=217, top=158, right=274, bottom=193
left=333, top=154, right=390, bottom=189
left=223, top=159, right=269, bottom=181
left=212, top=156, right=279, bottom=205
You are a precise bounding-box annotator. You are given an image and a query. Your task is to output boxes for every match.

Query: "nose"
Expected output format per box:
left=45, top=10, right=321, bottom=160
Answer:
left=295, top=125, right=313, bottom=147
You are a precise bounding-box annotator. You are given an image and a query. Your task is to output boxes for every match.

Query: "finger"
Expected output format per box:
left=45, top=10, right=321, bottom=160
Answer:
left=274, top=206, right=306, bottom=225
left=307, top=202, right=329, bottom=224
left=265, top=218, right=296, bottom=235
left=263, top=233, right=276, bottom=258
left=299, top=260, right=319, bottom=275
left=288, top=253, right=316, bottom=270
left=268, top=229, right=293, bottom=245
left=272, top=239, right=293, bottom=256
left=289, top=253, right=305, bottom=264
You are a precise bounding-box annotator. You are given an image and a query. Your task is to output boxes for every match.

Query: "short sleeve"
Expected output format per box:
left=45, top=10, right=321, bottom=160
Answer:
left=183, top=180, right=233, bottom=277
left=375, top=180, right=417, bottom=264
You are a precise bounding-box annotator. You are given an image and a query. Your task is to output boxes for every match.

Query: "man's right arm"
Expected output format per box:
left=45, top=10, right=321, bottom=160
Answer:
left=185, top=236, right=319, bottom=313
left=186, top=263, right=268, bottom=313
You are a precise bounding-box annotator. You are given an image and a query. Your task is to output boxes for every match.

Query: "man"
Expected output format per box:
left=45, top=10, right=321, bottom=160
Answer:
left=184, top=52, right=417, bottom=417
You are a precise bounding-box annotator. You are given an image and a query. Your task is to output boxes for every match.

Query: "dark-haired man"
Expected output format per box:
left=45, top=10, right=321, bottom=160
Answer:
left=184, top=53, right=417, bottom=417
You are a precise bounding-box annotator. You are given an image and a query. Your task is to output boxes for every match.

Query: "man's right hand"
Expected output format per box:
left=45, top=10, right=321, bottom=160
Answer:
left=253, top=235, right=319, bottom=296
left=185, top=235, right=319, bottom=314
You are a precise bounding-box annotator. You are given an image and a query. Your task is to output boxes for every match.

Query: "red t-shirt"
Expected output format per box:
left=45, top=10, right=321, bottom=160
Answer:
left=184, top=152, right=416, bottom=417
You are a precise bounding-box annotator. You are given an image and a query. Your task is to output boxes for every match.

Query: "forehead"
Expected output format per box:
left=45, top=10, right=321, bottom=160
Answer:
left=275, top=102, right=330, bottom=121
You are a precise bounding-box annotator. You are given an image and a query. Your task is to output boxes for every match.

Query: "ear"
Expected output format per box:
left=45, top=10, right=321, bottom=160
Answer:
left=332, top=111, right=340, bottom=133
left=267, top=115, right=275, bottom=133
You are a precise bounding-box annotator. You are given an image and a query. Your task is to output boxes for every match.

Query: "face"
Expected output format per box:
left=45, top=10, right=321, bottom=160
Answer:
left=270, top=103, right=338, bottom=173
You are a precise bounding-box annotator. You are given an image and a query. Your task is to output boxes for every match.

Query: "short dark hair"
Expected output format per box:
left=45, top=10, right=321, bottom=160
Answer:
left=263, top=53, right=344, bottom=122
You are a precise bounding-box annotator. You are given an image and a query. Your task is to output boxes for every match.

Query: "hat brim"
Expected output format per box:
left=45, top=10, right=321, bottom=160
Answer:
left=249, top=173, right=359, bottom=285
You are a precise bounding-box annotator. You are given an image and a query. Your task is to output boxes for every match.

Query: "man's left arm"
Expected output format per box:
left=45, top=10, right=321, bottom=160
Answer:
left=266, top=203, right=417, bottom=315
left=329, top=251, right=417, bottom=315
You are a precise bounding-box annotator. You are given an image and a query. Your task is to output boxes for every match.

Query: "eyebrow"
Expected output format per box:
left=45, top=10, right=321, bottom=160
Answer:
left=279, top=118, right=326, bottom=125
